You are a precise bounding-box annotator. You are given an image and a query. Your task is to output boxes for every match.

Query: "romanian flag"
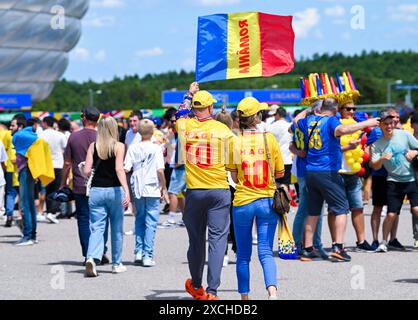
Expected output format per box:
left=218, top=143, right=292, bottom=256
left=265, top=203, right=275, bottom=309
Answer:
left=196, top=12, right=295, bottom=83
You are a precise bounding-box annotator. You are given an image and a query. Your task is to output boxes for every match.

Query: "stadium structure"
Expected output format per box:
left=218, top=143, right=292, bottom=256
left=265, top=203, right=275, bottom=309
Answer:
left=0, top=0, right=89, bottom=103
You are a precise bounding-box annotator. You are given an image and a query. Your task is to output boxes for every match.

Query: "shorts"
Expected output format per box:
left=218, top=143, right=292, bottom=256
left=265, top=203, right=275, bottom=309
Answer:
left=306, top=171, right=349, bottom=216
left=341, top=174, right=363, bottom=209
left=387, top=181, right=418, bottom=214
left=372, top=176, right=387, bottom=207
left=168, top=168, right=186, bottom=195
left=276, top=164, right=292, bottom=187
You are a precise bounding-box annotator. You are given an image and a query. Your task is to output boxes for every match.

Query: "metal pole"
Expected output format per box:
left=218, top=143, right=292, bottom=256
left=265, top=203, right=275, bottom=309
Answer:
left=89, top=89, right=93, bottom=107
left=387, top=82, right=391, bottom=105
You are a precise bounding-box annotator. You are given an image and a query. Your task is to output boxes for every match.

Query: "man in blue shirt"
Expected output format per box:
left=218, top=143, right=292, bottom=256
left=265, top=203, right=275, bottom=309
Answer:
left=295, top=98, right=380, bottom=262
left=290, top=100, right=327, bottom=259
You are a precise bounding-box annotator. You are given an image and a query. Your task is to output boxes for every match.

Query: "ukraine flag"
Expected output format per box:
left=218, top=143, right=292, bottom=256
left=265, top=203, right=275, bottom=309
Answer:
left=196, top=12, right=295, bottom=83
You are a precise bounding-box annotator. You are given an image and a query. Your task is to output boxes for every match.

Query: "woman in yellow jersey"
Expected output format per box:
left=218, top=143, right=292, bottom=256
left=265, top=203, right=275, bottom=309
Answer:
left=226, top=97, right=285, bottom=300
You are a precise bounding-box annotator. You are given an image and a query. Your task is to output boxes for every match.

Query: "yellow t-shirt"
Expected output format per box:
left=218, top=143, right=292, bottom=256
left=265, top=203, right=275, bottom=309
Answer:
left=226, top=132, right=285, bottom=207
left=0, top=129, right=18, bottom=186
left=176, top=117, right=234, bottom=189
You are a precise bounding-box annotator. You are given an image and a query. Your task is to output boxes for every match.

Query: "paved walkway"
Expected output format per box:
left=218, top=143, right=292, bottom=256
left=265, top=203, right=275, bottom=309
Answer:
left=0, top=204, right=417, bottom=300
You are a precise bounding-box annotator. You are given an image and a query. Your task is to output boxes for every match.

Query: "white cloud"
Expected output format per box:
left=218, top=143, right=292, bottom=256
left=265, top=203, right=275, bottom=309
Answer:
left=71, top=48, right=107, bottom=62
left=91, top=0, right=125, bottom=8
left=324, top=5, right=346, bottom=17
left=292, top=8, right=320, bottom=38
left=94, top=50, right=107, bottom=62
left=181, top=58, right=195, bottom=70
left=197, top=0, right=240, bottom=6
left=84, top=16, right=116, bottom=27
left=135, top=47, right=164, bottom=58
left=71, top=48, right=90, bottom=61
left=389, top=4, right=418, bottom=22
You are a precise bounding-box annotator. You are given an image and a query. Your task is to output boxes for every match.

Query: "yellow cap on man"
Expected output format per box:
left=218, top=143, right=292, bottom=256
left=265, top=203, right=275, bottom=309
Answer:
left=192, top=90, right=217, bottom=109
left=237, top=97, right=269, bottom=117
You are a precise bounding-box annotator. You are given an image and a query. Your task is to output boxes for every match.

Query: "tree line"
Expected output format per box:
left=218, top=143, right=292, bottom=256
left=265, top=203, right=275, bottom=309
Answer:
left=34, top=50, right=418, bottom=112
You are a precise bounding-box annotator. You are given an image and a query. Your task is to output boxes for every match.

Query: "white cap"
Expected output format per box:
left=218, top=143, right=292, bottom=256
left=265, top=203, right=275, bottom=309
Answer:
left=268, top=104, right=279, bottom=116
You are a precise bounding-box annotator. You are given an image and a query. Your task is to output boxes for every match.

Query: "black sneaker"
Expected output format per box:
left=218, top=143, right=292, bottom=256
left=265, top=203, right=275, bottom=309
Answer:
left=356, top=240, right=375, bottom=252
left=5, top=217, right=12, bottom=228
left=316, top=247, right=330, bottom=260
left=330, top=246, right=351, bottom=262
left=300, top=248, right=320, bottom=262
left=371, top=240, right=379, bottom=251
left=100, top=254, right=110, bottom=265
left=388, top=238, right=406, bottom=251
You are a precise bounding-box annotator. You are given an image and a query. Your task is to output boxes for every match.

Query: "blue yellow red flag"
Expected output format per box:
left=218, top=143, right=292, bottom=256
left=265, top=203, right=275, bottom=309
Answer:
left=196, top=12, right=295, bottom=82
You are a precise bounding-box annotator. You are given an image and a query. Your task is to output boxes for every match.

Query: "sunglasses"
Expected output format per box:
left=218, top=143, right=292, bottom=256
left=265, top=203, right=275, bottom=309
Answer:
left=344, top=107, right=357, bottom=112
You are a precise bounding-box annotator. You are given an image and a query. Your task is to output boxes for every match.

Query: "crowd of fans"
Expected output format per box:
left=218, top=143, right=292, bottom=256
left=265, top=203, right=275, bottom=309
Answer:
left=1, top=82, right=418, bottom=300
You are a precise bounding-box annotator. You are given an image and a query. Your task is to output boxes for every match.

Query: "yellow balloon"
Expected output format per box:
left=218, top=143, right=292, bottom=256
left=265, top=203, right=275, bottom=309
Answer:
left=357, top=158, right=364, bottom=164
left=347, top=158, right=355, bottom=165
left=341, top=136, right=350, bottom=146
left=352, top=163, right=361, bottom=172
left=345, top=151, right=353, bottom=158
left=352, top=149, right=360, bottom=158
left=359, top=149, right=364, bottom=157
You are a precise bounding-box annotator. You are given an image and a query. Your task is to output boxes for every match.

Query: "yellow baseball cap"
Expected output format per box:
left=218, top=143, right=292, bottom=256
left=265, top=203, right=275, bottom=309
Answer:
left=192, top=90, right=217, bottom=108
left=237, top=97, right=269, bottom=117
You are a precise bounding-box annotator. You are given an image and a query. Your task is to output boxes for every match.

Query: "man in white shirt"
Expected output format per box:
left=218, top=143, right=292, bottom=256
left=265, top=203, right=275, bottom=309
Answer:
left=40, top=116, right=67, bottom=223
left=124, top=110, right=143, bottom=218
left=125, top=110, right=143, bottom=147
left=267, top=106, right=293, bottom=187
left=265, top=104, right=279, bottom=126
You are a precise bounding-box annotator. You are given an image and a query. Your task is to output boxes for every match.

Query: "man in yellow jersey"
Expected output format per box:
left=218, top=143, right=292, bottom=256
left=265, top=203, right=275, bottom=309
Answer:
left=176, top=84, right=234, bottom=300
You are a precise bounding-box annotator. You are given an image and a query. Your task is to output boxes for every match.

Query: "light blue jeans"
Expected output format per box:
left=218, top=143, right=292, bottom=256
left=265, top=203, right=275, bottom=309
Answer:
left=87, top=187, right=124, bottom=265
left=134, top=197, right=160, bottom=259
left=233, top=198, right=278, bottom=295
left=292, top=176, right=324, bottom=251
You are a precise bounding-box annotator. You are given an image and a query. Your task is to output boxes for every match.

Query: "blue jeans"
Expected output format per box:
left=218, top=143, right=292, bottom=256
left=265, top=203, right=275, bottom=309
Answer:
left=5, top=171, right=17, bottom=217
left=19, top=167, right=36, bottom=240
left=233, top=198, right=278, bottom=295
left=76, top=193, right=109, bottom=258
left=75, top=194, right=91, bottom=258
left=87, top=187, right=124, bottom=265
left=134, top=197, right=160, bottom=259
left=292, top=176, right=323, bottom=251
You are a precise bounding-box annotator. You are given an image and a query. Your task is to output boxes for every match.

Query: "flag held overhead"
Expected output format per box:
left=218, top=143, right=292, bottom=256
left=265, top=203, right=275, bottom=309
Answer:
left=196, top=12, right=295, bottom=83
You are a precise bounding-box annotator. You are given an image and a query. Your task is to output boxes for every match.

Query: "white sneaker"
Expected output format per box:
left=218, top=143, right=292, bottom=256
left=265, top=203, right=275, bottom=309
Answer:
left=37, top=214, right=47, bottom=222
left=112, top=263, right=127, bottom=273
left=15, top=239, right=34, bottom=246
left=158, top=220, right=176, bottom=229
left=223, top=255, right=229, bottom=267
left=176, top=220, right=185, bottom=227
left=142, top=257, right=156, bottom=267
left=46, top=213, right=59, bottom=224
left=268, top=295, right=278, bottom=300
left=85, top=258, right=98, bottom=277
left=134, top=253, right=143, bottom=264
left=376, top=242, right=388, bottom=253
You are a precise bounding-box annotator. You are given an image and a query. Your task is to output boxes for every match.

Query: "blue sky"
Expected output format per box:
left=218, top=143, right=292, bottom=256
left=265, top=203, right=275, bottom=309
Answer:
left=65, top=0, right=418, bottom=82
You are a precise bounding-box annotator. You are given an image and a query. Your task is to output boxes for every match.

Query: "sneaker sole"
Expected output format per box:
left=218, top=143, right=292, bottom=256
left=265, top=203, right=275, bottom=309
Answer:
left=85, top=262, right=98, bottom=277
left=387, top=246, right=406, bottom=252
left=330, top=252, right=351, bottom=262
